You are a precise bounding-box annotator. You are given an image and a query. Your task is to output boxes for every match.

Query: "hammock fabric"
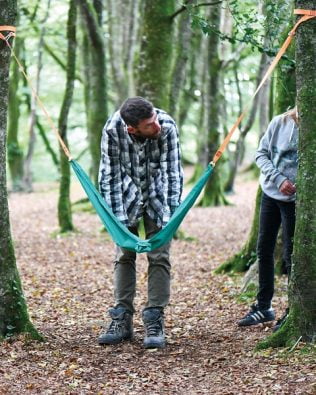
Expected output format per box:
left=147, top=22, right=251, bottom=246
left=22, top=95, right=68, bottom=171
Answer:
left=71, top=160, right=213, bottom=253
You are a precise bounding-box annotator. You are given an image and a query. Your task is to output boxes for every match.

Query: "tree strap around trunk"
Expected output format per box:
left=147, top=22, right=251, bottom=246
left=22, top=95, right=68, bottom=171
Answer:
left=0, top=26, right=16, bottom=41
left=1, top=8, right=316, bottom=166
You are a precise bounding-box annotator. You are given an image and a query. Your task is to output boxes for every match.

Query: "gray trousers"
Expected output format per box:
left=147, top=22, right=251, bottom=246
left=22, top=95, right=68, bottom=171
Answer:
left=114, top=213, right=171, bottom=313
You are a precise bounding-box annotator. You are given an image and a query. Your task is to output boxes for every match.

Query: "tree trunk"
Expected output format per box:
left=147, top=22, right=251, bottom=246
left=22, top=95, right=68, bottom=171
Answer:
left=275, top=11, right=296, bottom=115
left=168, top=2, right=193, bottom=119
left=79, top=0, right=107, bottom=186
left=0, top=2, right=41, bottom=341
left=290, top=3, right=316, bottom=340
left=198, top=4, right=228, bottom=207
left=187, top=36, right=209, bottom=182
left=7, top=34, right=24, bottom=191
left=124, top=0, right=139, bottom=97
left=258, top=1, right=316, bottom=348
left=17, top=44, right=60, bottom=171
left=22, top=0, right=51, bottom=192
left=106, top=0, right=128, bottom=105
left=258, top=74, right=271, bottom=140
left=136, top=0, right=175, bottom=109
left=57, top=0, right=77, bottom=233
left=178, top=30, right=203, bottom=133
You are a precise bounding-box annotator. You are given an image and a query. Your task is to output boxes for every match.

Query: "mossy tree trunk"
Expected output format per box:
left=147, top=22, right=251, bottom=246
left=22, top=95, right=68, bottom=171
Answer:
left=123, top=0, right=139, bottom=98
left=168, top=3, right=193, bottom=120
left=106, top=0, right=130, bottom=105
left=57, top=0, right=77, bottom=233
left=198, top=4, right=228, bottom=207
left=0, top=1, right=41, bottom=341
left=136, top=0, right=175, bottom=109
left=187, top=37, right=209, bottom=183
left=178, top=30, right=203, bottom=133
left=179, top=30, right=204, bottom=169
left=258, top=1, right=316, bottom=348
left=275, top=26, right=296, bottom=113
left=79, top=0, right=107, bottom=186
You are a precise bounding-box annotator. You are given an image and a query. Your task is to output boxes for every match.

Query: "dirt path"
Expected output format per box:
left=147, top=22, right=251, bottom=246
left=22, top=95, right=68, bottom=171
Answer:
left=1, top=175, right=315, bottom=394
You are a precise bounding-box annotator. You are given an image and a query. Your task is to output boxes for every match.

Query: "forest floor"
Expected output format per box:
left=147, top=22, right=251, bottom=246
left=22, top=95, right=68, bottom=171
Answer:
left=1, top=168, right=316, bottom=394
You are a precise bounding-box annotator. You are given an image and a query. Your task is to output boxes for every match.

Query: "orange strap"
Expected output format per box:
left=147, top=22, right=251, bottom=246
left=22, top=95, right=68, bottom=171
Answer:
left=212, top=9, right=316, bottom=164
left=0, top=26, right=16, bottom=41
left=294, top=9, right=316, bottom=16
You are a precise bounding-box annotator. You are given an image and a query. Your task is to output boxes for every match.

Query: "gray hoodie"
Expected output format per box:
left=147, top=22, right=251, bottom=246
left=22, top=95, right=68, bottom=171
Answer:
left=256, top=114, right=298, bottom=202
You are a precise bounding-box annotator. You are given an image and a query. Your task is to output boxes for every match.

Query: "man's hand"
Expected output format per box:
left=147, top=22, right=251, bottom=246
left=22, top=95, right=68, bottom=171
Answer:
left=279, top=179, right=296, bottom=196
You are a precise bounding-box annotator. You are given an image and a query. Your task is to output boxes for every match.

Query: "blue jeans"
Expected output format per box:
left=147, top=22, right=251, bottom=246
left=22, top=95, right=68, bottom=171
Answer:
left=257, top=193, right=296, bottom=310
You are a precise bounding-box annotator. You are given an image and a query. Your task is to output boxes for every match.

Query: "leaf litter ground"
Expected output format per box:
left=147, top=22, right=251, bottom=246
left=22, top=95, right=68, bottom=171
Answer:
left=2, top=169, right=315, bottom=394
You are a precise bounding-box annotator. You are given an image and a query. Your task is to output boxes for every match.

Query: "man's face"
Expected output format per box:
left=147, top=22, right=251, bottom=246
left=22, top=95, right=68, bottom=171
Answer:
left=127, top=113, right=161, bottom=139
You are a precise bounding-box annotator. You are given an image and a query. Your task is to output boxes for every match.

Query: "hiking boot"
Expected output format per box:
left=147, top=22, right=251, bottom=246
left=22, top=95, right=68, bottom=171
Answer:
left=238, top=304, right=275, bottom=327
left=273, top=308, right=289, bottom=332
left=98, top=306, right=133, bottom=345
left=142, top=308, right=165, bottom=349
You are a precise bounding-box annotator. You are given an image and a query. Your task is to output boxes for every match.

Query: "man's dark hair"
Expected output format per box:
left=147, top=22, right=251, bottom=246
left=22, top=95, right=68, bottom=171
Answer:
left=120, top=97, right=154, bottom=127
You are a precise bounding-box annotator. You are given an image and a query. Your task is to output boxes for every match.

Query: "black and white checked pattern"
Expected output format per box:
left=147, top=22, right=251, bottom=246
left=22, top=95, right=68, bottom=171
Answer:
left=99, top=108, right=183, bottom=228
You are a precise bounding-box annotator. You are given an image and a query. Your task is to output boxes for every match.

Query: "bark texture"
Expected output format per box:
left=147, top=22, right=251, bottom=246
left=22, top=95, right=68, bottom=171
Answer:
left=7, top=35, right=24, bottom=191
left=136, top=0, right=175, bottom=109
left=259, top=1, right=316, bottom=348
left=79, top=0, right=107, bottom=186
left=0, top=1, right=41, bottom=341
left=168, top=2, right=193, bottom=119
left=289, top=0, right=316, bottom=342
left=198, top=4, right=228, bottom=207
left=58, top=0, right=77, bottom=233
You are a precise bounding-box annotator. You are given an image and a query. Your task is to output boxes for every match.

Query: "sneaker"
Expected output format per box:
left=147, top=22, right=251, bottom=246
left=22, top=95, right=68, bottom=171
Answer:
left=273, top=308, right=289, bottom=332
left=238, top=304, right=275, bottom=327
left=142, top=308, right=165, bottom=349
left=98, top=306, right=133, bottom=345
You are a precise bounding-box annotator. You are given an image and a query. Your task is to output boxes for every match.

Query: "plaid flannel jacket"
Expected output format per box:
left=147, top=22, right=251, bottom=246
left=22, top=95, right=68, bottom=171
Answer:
left=98, top=108, right=183, bottom=228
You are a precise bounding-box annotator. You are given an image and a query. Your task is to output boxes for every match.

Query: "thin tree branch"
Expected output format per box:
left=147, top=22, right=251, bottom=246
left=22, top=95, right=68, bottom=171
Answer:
left=170, top=1, right=223, bottom=20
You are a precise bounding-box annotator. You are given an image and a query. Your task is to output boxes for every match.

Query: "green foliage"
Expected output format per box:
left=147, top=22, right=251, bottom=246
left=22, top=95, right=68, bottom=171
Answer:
left=190, top=0, right=294, bottom=63
left=255, top=315, right=298, bottom=350
left=236, top=283, right=257, bottom=303
left=215, top=250, right=257, bottom=273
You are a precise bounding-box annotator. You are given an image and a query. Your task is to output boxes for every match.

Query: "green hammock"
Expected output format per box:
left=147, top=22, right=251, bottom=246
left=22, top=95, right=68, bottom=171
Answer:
left=71, top=160, right=214, bottom=253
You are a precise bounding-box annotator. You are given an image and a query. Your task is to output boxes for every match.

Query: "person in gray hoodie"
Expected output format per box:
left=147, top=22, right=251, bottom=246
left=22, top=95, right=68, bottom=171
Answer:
left=238, top=108, right=298, bottom=327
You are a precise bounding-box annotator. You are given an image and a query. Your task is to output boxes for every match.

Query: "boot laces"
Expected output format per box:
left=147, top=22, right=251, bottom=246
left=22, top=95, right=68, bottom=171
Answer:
left=107, top=318, right=123, bottom=334
left=146, top=319, right=161, bottom=337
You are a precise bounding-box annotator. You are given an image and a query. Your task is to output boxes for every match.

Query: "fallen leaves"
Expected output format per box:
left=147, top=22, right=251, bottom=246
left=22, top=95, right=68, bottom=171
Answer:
left=1, top=175, right=315, bottom=393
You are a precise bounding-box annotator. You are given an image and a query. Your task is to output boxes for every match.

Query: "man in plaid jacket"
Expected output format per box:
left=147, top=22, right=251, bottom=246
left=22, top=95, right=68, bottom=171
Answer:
left=98, top=97, right=183, bottom=349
